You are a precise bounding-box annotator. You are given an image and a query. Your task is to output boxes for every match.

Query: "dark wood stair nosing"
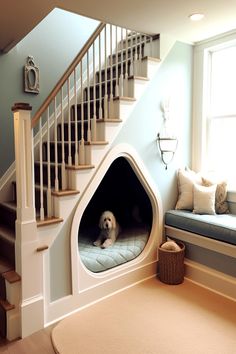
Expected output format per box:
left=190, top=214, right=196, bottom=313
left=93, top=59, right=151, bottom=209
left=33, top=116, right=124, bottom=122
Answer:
left=36, top=216, right=63, bottom=227
left=0, top=299, right=15, bottom=312
left=51, top=189, right=80, bottom=197
left=2, top=270, right=21, bottom=284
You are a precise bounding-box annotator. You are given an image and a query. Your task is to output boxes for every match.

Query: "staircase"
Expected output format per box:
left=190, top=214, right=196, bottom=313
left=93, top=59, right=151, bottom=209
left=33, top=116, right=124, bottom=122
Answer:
left=0, top=22, right=164, bottom=339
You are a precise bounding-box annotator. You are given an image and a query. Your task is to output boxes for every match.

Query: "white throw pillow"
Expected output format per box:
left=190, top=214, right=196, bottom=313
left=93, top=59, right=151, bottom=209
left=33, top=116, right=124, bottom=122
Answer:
left=202, top=177, right=229, bottom=214
left=175, top=168, right=202, bottom=210
left=193, top=184, right=217, bottom=215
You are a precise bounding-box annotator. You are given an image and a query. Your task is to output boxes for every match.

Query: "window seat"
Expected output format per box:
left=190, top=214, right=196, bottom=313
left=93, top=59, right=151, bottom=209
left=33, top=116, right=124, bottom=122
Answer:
left=165, top=210, right=236, bottom=258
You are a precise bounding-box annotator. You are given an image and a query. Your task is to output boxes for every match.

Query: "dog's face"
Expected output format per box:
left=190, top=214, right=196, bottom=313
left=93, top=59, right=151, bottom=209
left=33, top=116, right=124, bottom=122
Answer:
left=99, top=211, right=116, bottom=230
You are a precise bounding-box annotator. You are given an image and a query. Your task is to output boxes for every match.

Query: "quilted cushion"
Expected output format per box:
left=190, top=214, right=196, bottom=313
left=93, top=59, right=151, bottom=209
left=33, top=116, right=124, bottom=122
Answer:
left=78, top=226, right=149, bottom=273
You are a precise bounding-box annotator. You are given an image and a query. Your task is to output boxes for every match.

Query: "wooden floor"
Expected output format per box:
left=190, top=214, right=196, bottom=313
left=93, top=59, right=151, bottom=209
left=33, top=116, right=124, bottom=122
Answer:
left=0, top=325, right=55, bottom=354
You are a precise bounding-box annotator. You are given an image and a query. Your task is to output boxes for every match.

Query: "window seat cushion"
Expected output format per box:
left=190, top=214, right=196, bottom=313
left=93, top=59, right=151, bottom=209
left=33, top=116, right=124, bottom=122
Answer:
left=165, top=210, right=236, bottom=246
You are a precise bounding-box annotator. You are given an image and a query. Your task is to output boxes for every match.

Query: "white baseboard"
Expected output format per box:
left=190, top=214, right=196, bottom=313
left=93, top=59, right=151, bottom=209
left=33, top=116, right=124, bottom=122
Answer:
left=184, top=259, right=236, bottom=302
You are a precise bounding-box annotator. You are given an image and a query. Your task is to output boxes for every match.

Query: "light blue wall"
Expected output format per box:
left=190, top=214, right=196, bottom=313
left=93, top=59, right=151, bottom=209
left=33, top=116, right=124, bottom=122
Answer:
left=49, top=40, right=194, bottom=301
left=0, top=8, right=99, bottom=177
left=113, top=42, right=193, bottom=212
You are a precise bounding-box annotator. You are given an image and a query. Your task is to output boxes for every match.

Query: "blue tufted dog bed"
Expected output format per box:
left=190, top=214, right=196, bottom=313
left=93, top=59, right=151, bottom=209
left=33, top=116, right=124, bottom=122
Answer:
left=78, top=225, right=150, bottom=273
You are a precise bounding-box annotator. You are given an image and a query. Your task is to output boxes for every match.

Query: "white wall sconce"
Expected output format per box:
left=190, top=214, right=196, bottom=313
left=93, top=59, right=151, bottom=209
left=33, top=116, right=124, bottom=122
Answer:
left=157, top=99, right=178, bottom=169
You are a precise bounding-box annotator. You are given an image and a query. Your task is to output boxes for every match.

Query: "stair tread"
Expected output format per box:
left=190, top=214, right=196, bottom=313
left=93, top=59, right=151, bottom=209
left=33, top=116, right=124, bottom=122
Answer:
left=66, top=164, right=95, bottom=171
left=45, top=140, right=109, bottom=146
left=142, top=56, right=161, bottom=62
left=34, top=183, right=79, bottom=195
left=88, top=141, right=109, bottom=145
left=0, top=299, right=15, bottom=312
left=51, top=189, right=80, bottom=197
left=60, top=118, right=122, bottom=124
left=35, top=161, right=95, bottom=170
left=2, top=270, right=21, bottom=284
left=128, top=75, right=149, bottom=81
left=97, top=118, right=122, bottom=122
left=37, top=216, right=63, bottom=227
left=114, top=96, right=136, bottom=101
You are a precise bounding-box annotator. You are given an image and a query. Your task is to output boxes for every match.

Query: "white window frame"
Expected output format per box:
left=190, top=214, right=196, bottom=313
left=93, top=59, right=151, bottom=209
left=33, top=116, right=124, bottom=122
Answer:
left=192, top=30, right=236, bottom=200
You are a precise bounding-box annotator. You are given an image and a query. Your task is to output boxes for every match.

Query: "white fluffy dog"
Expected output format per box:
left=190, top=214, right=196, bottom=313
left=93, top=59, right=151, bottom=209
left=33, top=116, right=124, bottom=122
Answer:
left=93, top=210, right=120, bottom=249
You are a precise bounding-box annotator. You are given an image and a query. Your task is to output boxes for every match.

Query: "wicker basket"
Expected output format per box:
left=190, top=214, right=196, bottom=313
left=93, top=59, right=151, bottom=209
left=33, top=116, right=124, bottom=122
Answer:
left=158, top=241, right=185, bottom=285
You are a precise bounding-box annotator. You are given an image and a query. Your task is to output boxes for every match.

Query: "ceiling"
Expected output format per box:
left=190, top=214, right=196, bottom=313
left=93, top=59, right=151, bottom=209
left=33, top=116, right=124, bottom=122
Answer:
left=1, top=0, right=236, bottom=53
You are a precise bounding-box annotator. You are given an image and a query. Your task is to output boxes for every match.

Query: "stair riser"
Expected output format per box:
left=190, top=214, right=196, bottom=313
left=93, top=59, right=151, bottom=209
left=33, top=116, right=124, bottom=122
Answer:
left=0, top=307, right=6, bottom=338
left=95, top=61, right=131, bottom=84
left=109, top=44, right=145, bottom=65
left=118, top=35, right=152, bottom=50
left=57, top=123, right=90, bottom=142
left=34, top=188, right=48, bottom=215
left=34, top=164, right=62, bottom=190
left=0, top=239, right=15, bottom=268
left=0, top=207, right=16, bottom=231
left=43, top=142, right=79, bottom=165
left=84, top=81, right=116, bottom=101
left=71, top=101, right=105, bottom=121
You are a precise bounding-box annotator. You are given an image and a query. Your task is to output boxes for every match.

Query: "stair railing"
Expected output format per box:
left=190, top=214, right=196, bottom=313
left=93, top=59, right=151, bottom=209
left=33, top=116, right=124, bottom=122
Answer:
left=30, top=22, right=156, bottom=222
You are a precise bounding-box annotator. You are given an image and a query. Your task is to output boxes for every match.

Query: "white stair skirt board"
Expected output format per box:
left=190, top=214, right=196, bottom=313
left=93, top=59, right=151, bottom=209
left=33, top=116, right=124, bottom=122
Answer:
left=45, top=143, right=163, bottom=324
left=185, top=259, right=236, bottom=301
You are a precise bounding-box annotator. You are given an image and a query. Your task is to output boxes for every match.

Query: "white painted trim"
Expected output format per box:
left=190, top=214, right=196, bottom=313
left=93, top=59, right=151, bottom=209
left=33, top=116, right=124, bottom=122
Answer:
left=44, top=143, right=163, bottom=324
left=195, top=29, right=236, bottom=49
left=70, top=143, right=163, bottom=292
left=192, top=31, right=236, bottom=172
left=165, top=225, right=236, bottom=258
left=45, top=273, right=157, bottom=329
left=21, top=295, right=44, bottom=338
left=185, top=259, right=236, bottom=301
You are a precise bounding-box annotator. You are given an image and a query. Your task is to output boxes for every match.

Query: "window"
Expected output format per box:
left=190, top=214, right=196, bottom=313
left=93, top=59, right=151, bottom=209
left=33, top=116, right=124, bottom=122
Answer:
left=205, top=44, right=236, bottom=188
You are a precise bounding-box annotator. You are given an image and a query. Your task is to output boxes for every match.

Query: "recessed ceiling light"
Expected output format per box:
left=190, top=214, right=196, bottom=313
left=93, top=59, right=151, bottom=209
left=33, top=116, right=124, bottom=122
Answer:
left=189, top=13, right=205, bottom=21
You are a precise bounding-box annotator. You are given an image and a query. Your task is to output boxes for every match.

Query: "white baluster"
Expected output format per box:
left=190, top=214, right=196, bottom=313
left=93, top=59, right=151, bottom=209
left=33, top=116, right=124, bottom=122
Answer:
left=60, top=87, right=67, bottom=190
left=150, top=36, right=153, bottom=57
left=87, top=51, right=91, bottom=141
left=139, top=32, right=142, bottom=66
left=109, top=24, right=114, bottom=118
left=119, top=27, right=124, bottom=97
left=123, top=28, right=129, bottom=97
left=39, top=117, right=44, bottom=221
left=134, top=32, right=138, bottom=76
left=67, top=78, right=72, bottom=166
left=104, top=26, right=108, bottom=119
left=54, top=97, right=59, bottom=192
left=144, top=34, right=147, bottom=58
left=79, top=61, right=85, bottom=165
left=46, top=107, right=52, bottom=217
left=74, top=69, right=79, bottom=165
left=115, top=26, right=119, bottom=97
left=98, top=33, right=103, bottom=119
left=130, top=30, right=134, bottom=76
left=92, top=42, right=97, bottom=141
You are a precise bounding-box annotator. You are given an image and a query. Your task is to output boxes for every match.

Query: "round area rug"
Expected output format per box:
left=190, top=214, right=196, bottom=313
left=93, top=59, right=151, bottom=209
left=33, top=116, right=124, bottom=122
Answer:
left=51, top=278, right=236, bottom=354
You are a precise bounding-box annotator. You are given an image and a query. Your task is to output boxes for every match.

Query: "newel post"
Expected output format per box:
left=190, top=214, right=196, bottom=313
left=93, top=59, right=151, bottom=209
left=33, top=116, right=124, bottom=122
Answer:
left=12, top=103, right=35, bottom=224
left=12, top=103, right=44, bottom=338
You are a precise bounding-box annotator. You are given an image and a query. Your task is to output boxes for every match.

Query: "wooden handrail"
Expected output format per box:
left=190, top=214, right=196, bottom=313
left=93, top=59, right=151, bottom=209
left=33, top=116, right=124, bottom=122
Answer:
left=31, top=22, right=106, bottom=128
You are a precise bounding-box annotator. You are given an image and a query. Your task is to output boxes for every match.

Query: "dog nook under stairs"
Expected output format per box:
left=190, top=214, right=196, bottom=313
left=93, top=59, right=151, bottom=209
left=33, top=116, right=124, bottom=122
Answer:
left=0, top=21, right=176, bottom=339
left=78, top=155, right=153, bottom=273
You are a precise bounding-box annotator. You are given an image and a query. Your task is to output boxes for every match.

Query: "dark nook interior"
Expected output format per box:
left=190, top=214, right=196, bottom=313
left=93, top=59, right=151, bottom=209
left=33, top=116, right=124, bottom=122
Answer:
left=79, top=157, right=153, bottom=235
